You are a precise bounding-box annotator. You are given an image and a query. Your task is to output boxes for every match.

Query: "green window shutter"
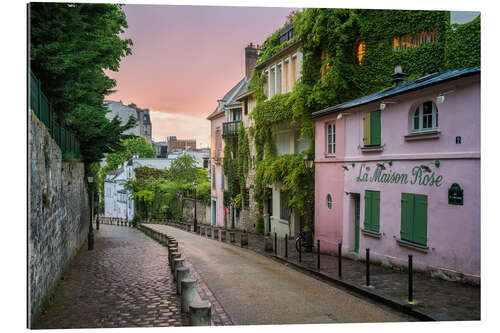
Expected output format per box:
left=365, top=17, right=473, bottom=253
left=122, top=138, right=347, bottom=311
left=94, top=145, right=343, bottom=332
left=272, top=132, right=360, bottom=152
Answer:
left=363, top=112, right=371, bottom=146
left=364, top=190, right=372, bottom=231
left=370, top=110, right=381, bottom=146
left=401, top=193, right=413, bottom=241
left=372, top=191, right=380, bottom=232
left=413, top=194, right=428, bottom=246
left=221, top=170, right=225, bottom=190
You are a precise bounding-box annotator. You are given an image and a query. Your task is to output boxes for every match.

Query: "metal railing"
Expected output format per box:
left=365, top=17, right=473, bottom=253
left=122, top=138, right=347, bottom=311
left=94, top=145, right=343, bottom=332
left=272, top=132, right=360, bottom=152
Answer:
left=222, top=120, right=241, bottom=137
left=29, top=69, right=81, bottom=158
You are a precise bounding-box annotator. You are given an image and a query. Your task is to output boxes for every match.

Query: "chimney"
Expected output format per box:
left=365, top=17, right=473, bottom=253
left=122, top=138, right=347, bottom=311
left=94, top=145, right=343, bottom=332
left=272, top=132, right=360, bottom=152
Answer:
left=245, top=43, right=259, bottom=79
left=391, top=65, right=407, bottom=87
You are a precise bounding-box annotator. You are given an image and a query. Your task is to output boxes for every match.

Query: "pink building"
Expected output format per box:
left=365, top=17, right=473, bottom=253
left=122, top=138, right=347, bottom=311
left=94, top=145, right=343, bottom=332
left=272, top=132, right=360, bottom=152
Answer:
left=313, top=67, right=480, bottom=283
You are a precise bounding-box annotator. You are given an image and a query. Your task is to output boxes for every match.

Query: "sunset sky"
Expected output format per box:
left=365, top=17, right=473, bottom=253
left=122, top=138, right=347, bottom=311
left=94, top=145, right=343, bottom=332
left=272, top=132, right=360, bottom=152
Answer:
left=105, top=4, right=294, bottom=148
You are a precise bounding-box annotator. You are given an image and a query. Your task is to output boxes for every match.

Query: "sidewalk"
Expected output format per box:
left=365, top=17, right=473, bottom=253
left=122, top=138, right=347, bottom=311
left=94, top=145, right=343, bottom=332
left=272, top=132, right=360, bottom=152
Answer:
left=161, top=222, right=480, bottom=321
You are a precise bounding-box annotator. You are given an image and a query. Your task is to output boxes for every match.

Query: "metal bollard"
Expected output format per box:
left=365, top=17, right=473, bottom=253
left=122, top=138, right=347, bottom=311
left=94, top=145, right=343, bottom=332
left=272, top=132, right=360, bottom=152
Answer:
left=317, top=239, right=321, bottom=270
left=366, top=248, right=370, bottom=287
left=408, top=254, right=414, bottom=304
left=181, top=279, right=197, bottom=313
left=338, top=243, right=342, bottom=278
left=189, top=300, right=212, bottom=326
left=274, top=232, right=277, bottom=255
left=176, top=267, right=190, bottom=295
left=285, top=234, right=288, bottom=258
left=298, top=238, right=302, bottom=263
left=173, top=258, right=185, bottom=281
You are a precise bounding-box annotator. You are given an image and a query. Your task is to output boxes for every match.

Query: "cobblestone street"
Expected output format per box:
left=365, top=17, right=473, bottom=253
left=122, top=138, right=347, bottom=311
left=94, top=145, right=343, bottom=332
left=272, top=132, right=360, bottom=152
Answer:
left=33, top=224, right=191, bottom=329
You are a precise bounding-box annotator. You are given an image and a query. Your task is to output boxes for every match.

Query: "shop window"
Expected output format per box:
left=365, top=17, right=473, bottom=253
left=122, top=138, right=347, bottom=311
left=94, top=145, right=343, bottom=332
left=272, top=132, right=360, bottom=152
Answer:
left=401, top=193, right=428, bottom=246
left=326, top=122, right=335, bottom=155
left=412, top=101, right=438, bottom=132
left=280, top=191, right=290, bottom=221
left=363, top=110, right=381, bottom=146
left=364, top=190, right=380, bottom=233
left=326, top=194, right=333, bottom=211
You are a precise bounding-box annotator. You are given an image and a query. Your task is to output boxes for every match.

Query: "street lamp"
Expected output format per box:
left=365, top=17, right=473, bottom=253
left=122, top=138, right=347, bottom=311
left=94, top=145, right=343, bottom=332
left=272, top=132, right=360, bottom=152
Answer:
left=193, top=181, right=198, bottom=232
left=87, top=170, right=94, bottom=251
left=96, top=189, right=100, bottom=230
left=303, top=153, right=314, bottom=252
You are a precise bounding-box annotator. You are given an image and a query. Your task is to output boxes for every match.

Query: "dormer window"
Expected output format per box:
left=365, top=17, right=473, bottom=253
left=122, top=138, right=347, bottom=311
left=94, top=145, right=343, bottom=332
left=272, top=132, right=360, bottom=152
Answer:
left=412, top=101, right=438, bottom=132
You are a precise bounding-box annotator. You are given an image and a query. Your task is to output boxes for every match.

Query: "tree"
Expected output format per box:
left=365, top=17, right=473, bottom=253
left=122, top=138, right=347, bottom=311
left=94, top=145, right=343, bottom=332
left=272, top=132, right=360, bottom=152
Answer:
left=167, top=154, right=199, bottom=183
left=103, top=137, right=156, bottom=172
left=30, top=3, right=135, bottom=162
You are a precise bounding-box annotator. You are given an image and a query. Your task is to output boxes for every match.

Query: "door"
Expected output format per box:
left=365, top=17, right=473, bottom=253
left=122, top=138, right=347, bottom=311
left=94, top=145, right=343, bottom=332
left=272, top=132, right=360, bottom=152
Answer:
left=354, top=194, right=360, bottom=253
left=211, top=199, right=217, bottom=226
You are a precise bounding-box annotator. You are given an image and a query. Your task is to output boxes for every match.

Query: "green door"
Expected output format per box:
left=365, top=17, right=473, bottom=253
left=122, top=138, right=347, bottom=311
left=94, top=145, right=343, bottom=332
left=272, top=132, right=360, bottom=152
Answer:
left=354, top=194, right=360, bottom=253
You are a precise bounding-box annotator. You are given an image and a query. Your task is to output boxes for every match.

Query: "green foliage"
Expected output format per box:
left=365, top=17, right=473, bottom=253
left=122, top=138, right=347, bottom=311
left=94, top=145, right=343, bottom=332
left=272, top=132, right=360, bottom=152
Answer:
left=255, top=216, right=264, bottom=234
left=30, top=3, right=134, bottom=163
left=103, top=137, right=156, bottom=172
left=234, top=193, right=243, bottom=210
left=132, top=212, right=142, bottom=227
left=445, top=15, right=481, bottom=70
left=167, top=154, right=199, bottom=183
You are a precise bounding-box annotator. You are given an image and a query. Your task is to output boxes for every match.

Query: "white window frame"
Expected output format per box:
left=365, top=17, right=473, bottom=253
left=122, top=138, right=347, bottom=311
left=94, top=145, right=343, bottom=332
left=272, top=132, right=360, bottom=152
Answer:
left=412, top=101, right=438, bottom=133
left=326, top=122, right=336, bottom=156
left=269, top=65, right=276, bottom=98
left=276, top=62, right=282, bottom=94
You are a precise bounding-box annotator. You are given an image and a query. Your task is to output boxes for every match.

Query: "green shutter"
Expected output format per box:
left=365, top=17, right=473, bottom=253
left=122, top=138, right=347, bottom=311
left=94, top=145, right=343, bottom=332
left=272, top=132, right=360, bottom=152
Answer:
left=364, top=190, right=372, bottom=231
left=413, top=194, right=428, bottom=245
left=221, top=170, right=225, bottom=190
left=372, top=191, right=380, bottom=232
left=401, top=193, right=413, bottom=241
left=370, top=110, right=381, bottom=146
left=363, top=113, right=371, bottom=146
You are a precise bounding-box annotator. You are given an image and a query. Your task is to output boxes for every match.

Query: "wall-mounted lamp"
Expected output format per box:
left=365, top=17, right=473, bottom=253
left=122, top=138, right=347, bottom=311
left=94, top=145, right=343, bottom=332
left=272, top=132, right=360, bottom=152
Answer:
left=379, top=101, right=397, bottom=111
left=436, top=89, right=455, bottom=104
left=337, top=113, right=343, bottom=120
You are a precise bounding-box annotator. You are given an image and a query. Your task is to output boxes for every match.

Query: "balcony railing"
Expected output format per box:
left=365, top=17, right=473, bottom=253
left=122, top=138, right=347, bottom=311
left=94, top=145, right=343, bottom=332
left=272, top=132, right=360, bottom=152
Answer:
left=222, top=120, right=241, bottom=137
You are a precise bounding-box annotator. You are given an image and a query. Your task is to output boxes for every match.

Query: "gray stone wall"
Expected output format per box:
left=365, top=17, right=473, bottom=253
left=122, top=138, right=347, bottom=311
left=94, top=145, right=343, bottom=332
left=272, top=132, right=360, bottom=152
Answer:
left=183, top=198, right=210, bottom=225
left=28, top=113, right=90, bottom=327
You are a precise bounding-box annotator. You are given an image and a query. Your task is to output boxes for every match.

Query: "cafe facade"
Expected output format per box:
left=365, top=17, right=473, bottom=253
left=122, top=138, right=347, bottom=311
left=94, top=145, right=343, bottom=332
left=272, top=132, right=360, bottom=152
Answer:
left=312, top=67, right=480, bottom=283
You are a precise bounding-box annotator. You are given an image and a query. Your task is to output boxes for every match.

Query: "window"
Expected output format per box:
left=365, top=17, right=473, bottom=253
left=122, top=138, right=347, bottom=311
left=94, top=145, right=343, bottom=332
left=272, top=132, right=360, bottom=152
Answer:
left=356, top=41, right=366, bottom=64
left=276, top=131, right=291, bottom=156
left=276, top=63, right=282, bottom=94
left=283, top=60, right=290, bottom=92
left=412, top=101, right=438, bottom=132
left=212, top=170, right=216, bottom=188
left=221, top=169, right=225, bottom=190
left=394, top=29, right=437, bottom=51
left=401, top=193, right=428, bottom=246
left=326, top=122, right=335, bottom=155
left=326, top=194, right=332, bottom=210
left=364, top=190, right=380, bottom=233
left=270, top=67, right=276, bottom=97
left=280, top=191, right=290, bottom=221
left=291, top=56, right=297, bottom=89
left=363, top=110, right=381, bottom=146
left=321, top=50, right=331, bottom=77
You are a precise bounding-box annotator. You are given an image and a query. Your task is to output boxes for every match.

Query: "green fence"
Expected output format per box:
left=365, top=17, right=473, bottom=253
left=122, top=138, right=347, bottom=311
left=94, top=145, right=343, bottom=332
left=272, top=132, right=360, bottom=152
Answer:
left=29, top=69, right=81, bottom=158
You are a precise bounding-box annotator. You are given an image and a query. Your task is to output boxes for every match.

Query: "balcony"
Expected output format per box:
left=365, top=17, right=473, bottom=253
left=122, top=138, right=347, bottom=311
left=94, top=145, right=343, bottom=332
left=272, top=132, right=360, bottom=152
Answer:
left=222, top=120, right=241, bottom=138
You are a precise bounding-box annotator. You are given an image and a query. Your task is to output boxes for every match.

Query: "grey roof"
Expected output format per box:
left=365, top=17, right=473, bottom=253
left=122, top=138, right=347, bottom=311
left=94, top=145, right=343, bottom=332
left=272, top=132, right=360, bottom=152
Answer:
left=312, top=67, right=480, bottom=118
left=207, top=77, right=249, bottom=119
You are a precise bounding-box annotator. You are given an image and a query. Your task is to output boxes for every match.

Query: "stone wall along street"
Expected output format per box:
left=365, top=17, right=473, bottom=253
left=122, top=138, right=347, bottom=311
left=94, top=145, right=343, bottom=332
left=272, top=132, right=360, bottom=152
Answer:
left=183, top=198, right=211, bottom=226
left=28, top=112, right=90, bottom=327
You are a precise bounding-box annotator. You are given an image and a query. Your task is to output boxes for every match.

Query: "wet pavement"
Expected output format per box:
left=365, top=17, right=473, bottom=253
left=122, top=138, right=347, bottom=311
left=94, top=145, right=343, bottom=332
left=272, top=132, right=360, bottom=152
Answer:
left=145, top=224, right=412, bottom=325
left=33, top=224, right=190, bottom=329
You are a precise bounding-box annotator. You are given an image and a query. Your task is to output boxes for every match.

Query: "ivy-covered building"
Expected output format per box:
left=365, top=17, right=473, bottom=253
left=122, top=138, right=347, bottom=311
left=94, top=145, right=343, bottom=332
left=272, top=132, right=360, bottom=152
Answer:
left=244, top=9, right=479, bottom=243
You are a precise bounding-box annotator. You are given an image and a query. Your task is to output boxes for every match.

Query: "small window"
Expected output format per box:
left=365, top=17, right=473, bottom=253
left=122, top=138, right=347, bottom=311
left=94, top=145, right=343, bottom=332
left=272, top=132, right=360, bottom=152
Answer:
left=326, top=122, right=336, bottom=155
left=326, top=194, right=332, bottom=210
left=321, top=50, right=331, bottom=77
left=280, top=191, right=290, bottom=221
left=412, top=101, right=438, bottom=132
left=291, top=56, right=298, bottom=89
left=283, top=60, right=290, bottom=92
left=363, top=110, right=381, bottom=146
left=356, top=41, right=365, bottom=64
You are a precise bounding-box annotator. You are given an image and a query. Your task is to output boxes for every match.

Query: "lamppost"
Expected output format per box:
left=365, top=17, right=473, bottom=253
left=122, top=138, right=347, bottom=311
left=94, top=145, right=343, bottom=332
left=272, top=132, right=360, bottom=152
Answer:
left=193, top=181, right=198, bottom=232
left=88, top=170, right=94, bottom=251
left=96, top=189, right=100, bottom=230
left=304, top=153, right=314, bottom=252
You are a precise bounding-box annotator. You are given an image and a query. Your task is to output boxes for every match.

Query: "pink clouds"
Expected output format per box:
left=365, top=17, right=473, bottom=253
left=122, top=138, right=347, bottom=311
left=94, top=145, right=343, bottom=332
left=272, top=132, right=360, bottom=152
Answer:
left=105, top=4, right=294, bottom=147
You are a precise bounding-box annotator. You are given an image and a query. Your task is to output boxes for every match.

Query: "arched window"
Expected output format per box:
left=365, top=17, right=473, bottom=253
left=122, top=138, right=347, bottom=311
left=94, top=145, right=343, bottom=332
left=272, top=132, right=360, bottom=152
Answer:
left=412, top=101, right=438, bottom=132
left=326, top=194, right=333, bottom=211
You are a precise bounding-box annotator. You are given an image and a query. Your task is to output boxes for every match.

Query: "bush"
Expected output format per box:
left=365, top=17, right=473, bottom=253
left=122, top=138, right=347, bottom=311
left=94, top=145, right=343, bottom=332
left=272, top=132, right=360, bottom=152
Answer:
left=256, top=216, right=264, bottom=234
left=132, top=212, right=142, bottom=227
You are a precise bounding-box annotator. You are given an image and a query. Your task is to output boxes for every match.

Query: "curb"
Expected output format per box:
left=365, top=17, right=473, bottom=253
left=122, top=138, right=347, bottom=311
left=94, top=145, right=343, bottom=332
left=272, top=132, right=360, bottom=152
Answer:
left=271, top=255, right=443, bottom=321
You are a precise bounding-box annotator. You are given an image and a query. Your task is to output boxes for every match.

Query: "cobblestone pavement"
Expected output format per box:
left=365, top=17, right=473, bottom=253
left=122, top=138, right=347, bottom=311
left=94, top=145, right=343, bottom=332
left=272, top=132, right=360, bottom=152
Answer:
left=157, top=222, right=479, bottom=321
left=33, top=224, right=192, bottom=329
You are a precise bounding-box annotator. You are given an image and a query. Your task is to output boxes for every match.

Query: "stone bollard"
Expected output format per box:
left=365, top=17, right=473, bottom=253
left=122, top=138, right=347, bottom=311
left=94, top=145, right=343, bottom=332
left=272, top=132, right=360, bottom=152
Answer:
left=189, top=300, right=212, bottom=326
left=173, top=258, right=185, bottom=281
left=176, top=267, right=190, bottom=295
left=181, top=279, right=197, bottom=313
left=213, top=228, right=219, bottom=240
left=239, top=232, right=248, bottom=247
left=230, top=232, right=235, bottom=243
left=170, top=253, right=181, bottom=272
left=220, top=230, right=226, bottom=241
left=206, top=227, right=212, bottom=238
left=265, top=236, right=273, bottom=252
left=168, top=247, right=178, bottom=265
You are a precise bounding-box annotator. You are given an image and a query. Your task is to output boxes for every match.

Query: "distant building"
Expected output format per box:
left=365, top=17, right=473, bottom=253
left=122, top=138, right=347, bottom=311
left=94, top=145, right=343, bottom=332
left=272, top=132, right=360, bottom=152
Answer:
left=105, top=100, right=152, bottom=143
left=168, top=137, right=196, bottom=153
left=152, top=141, right=169, bottom=158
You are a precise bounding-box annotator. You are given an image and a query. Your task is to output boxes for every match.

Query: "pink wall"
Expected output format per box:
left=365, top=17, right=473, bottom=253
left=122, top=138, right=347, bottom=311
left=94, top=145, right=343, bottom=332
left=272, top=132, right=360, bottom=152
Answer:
left=314, top=74, right=480, bottom=280
left=210, top=114, right=225, bottom=228
left=314, top=114, right=345, bottom=253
